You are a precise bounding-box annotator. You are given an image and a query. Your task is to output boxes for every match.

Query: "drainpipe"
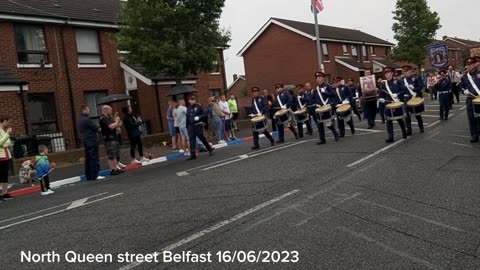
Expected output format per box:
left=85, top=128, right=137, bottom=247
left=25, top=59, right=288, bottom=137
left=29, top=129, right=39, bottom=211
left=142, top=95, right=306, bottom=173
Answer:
left=18, top=85, right=28, bottom=135
left=220, top=49, right=228, bottom=95
left=60, top=25, right=79, bottom=147
left=154, top=80, right=164, bottom=133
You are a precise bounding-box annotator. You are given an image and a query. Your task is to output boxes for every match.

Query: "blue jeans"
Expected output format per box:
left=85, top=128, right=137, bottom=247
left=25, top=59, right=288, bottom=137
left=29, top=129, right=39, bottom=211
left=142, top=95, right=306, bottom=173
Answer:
left=212, top=116, right=223, bottom=141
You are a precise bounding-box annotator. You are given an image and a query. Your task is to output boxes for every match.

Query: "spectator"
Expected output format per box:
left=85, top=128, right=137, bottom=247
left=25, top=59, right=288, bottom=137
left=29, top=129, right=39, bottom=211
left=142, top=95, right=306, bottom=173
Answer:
left=220, top=95, right=236, bottom=140
left=122, top=105, right=149, bottom=164
left=167, top=101, right=178, bottom=150
left=210, top=96, right=225, bottom=143
left=262, top=89, right=269, bottom=98
left=19, top=159, right=37, bottom=185
left=173, top=102, right=183, bottom=153
left=35, top=145, right=55, bottom=196
left=176, top=99, right=190, bottom=156
left=228, top=95, right=239, bottom=131
left=79, top=105, right=104, bottom=181
left=427, top=73, right=438, bottom=101
left=99, top=105, right=124, bottom=175
left=0, top=115, right=14, bottom=201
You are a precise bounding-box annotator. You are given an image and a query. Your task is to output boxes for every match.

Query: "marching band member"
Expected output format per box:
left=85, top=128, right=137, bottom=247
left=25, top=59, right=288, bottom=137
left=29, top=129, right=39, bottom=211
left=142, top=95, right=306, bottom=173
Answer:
left=461, top=57, right=480, bottom=143
left=346, top=78, right=362, bottom=122
left=402, top=65, right=425, bottom=135
left=250, top=87, right=275, bottom=150
left=377, top=76, right=386, bottom=124
left=295, top=85, right=313, bottom=138
left=273, top=83, right=298, bottom=144
left=332, top=77, right=356, bottom=137
left=311, top=72, right=340, bottom=145
left=186, top=96, right=214, bottom=160
left=435, top=69, right=452, bottom=120
left=379, top=67, right=408, bottom=143
left=304, top=83, right=316, bottom=136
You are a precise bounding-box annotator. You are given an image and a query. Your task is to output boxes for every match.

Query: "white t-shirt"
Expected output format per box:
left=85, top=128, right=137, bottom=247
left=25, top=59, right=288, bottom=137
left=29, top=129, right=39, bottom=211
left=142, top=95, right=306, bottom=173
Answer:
left=219, top=101, right=231, bottom=120
left=176, top=105, right=187, bottom=128
left=173, top=108, right=179, bottom=127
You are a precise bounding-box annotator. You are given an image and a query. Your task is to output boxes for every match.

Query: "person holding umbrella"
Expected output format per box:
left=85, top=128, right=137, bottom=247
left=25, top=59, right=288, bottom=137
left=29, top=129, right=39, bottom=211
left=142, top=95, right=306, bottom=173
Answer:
left=99, top=105, right=124, bottom=175
left=122, top=105, right=149, bottom=164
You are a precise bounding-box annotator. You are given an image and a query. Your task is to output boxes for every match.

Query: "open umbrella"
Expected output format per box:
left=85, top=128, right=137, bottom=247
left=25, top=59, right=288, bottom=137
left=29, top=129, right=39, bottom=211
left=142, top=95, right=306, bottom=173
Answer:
left=97, top=94, right=132, bottom=105
left=167, top=85, right=198, bottom=96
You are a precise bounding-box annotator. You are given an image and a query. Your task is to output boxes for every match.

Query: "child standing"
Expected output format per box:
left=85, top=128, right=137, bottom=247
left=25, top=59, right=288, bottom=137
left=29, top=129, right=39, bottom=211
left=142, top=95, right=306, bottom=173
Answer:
left=35, top=145, right=54, bottom=196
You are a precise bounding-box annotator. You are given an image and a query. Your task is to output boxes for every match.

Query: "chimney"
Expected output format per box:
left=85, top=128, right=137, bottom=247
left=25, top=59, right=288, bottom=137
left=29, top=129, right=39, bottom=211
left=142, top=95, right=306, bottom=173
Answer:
left=442, top=35, right=447, bottom=40
left=233, top=74, right=238, bottom=81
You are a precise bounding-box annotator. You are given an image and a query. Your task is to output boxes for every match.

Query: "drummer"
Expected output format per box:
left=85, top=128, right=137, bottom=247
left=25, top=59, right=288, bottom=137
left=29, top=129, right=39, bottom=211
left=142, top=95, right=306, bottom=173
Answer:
left=249, top=87, right=275, bottom=149
left=311, top=71, right=340, bottom=145
left=332, top=77, right=356, bottom=137
left=461, top=57, right=480, bottom=143
left=304, top=83, right=316, bottom=136
left=402, top=65, right=425, bottom=135
left=346, top=78, right=362, bottom=122
left=379, top=67, right=408, bottom=143
left=295, top=84, right=312, bottom=138
left=273, top=83, right=298, bottom=144
left=435, top=69, right=452, bottom=120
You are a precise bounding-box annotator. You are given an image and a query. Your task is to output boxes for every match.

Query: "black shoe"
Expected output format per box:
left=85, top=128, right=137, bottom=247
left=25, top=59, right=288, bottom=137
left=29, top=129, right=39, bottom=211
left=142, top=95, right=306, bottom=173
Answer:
left=270, top=140, right=275, bottom=146
left=420, top=128, right=424, bottom=133
left=317, top=141, right=326, bottom=145
left=335, top=135, right=340, bottom=142
left=445, top=117, right=448, bottom=120
left=382, top=120, right=386, bottom=124
left=298, top=135, right=304, bottom=139
left=187, top=155, right=197, bottom=160
left=385, top=138, right=394, bottom=143
left=351, top=129, right=356, bottom=135
left=251, top=145, right=260, bottom=150
left=307, top=132, right=313, bottom=136
left=116, top=169, right=124, bottom=174
left=1, top=193, right=14, bottom=200
left=470, top=137, right=479, bottom=143
left=339, top=134, right=345, bottom=138
left=439, top=117, right=444, bottom=120
left=110, top=170, right=119, bottom=176
left=403, top=134, right=408, bottom=139
left=407, top=131, right=413, bottom=136
left=294, top=134, right=299, bottom=140
left=209, top=149, right=215, bottom=156
left=276, top=140, right=285, bottom=144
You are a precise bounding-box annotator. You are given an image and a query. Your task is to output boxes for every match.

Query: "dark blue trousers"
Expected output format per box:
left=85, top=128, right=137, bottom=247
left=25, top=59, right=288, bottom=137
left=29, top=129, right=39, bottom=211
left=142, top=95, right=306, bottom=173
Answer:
left=439, top=93, right=450, bottom=119
left=466, top=98, right=480, bottom=139
left=84, top=141, right=100, bottom=180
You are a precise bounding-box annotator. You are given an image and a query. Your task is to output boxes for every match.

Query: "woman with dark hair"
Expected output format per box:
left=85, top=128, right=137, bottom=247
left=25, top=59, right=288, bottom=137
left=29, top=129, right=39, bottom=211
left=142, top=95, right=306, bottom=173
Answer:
left=122, top=105, right=149, bottom=164
left=0, top=115, right=14, bottom=201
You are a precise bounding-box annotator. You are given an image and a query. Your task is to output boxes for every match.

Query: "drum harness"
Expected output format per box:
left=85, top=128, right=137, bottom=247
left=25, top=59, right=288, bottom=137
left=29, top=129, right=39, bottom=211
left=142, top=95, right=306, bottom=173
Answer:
left=253, top=98, right=262, bottom=116
left=384, top=81, right=400, bottom=103
left=467, top=73, right=480, bottom=97
left=297, top=96, right=305, bottom=109
left=403, top=77, right=417, bottom=100
left=315, top=86, right=329, bottom=107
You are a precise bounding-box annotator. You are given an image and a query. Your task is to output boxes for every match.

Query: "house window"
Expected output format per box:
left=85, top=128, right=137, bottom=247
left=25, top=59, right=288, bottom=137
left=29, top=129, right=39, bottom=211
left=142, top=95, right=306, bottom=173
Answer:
left=84, top=91, right=107, bottom=124
left=322, top=43, right=329, bottom=57
left=351, top=45, right=358, bottom=57
left=15, top=24, right=48, bottom=64
left=211, top=60, right=221, bottom=74
left=370, top=46, right=376, bottom=56
left=342, top=45, right=349, bottom=55
left=210, top=89, right=221, bottom=97
left=362, top=45, right=368, bottom=61
left=75, top=29, right=102, bottom=64
left=28, top=94, right=57, bottom=134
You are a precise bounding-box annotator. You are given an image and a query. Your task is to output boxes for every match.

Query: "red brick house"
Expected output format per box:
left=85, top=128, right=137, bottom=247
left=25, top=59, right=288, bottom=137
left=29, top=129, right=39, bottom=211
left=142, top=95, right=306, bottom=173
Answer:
left=121, top=48, right=228, bottom=133
left=226, top=74, right=248, bottom=118
left=237, top=18, right=394, bottom=91
left=0, top=0, right=125, bottom=152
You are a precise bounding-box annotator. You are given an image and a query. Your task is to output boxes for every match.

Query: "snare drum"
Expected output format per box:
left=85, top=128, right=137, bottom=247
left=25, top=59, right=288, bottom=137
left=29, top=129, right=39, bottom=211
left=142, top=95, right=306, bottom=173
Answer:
left=251, top=115, right=267, bottom=132
left=336, top=104, right=352, bottom=121
left=407, top=97, right=425, bottom=116
left=274, top=109, right=290, bottom=125
left=315, top=105, right=333, bottom=125
left=473, top=97, right=480, bottom=118
left=294, top=108, right=308, bottom=123
left=385, top=102, right=405, bottom=121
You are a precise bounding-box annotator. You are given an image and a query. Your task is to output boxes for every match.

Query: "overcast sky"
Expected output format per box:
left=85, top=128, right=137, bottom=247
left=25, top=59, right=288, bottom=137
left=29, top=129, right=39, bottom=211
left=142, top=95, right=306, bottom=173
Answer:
left=219, top=0, right=480, bottom=85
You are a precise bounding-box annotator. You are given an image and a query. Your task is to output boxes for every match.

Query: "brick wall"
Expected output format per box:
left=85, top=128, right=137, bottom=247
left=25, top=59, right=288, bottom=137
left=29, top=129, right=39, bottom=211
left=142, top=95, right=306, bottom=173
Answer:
left=0, top=21, right=125, bottom=149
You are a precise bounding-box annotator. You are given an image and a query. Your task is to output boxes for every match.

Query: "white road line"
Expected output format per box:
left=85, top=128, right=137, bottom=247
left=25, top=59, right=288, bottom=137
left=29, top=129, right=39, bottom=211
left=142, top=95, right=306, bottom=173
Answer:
left=338, top=226, right=441, bottom=270
left=0, top=192, right=108, bottom=224
left=200, top=142, right=306, bottom=171
left=118, top=189, right=300, bottom=270
left=421, top=114, right=453, bottom=118
left=427, top=120, right=441, bottom=128
left=431, top=139, right=473, bottom=148
left=0, top=193, right=123, bottom=231
left=347, top=140, right=404, bottom=168
left=355, top=128, right=383, bottom=133
left=66, top=198, right=89, bottom=210
left=176, top=171, right=189, bottom=176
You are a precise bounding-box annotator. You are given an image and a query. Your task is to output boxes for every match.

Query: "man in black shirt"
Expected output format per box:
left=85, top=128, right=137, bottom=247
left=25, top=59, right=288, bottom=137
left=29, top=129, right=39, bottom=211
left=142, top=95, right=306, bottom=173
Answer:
left=99, top=105, right=123, bottom=175
left=78, top=105, right=104, bottom=181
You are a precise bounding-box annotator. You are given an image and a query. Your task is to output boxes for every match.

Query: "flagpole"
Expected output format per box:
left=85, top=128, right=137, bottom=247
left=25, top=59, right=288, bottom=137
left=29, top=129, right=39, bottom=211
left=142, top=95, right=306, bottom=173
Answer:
left=312, top=0, right=324, bottom=72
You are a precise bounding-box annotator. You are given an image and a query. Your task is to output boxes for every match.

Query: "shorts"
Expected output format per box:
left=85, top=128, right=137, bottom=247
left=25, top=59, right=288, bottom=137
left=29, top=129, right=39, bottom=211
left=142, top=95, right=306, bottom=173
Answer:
left=168, top=122, right=177, bottom=136
left=105, top=140, right=120, bottom=161
left=179, top=127, right=189, bottom=140
left=232, top=113, right=239, bottom=120
left=0, top=159, right=10, bottom=183
left=224, top=119, right=233, bottom=130
left=175, top=127, right=180, bottom=134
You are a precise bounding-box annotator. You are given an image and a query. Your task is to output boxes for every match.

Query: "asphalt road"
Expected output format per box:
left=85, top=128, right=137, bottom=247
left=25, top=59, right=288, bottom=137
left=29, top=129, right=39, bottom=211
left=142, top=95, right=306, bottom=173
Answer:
left=1, top=96, right=480, bottom=270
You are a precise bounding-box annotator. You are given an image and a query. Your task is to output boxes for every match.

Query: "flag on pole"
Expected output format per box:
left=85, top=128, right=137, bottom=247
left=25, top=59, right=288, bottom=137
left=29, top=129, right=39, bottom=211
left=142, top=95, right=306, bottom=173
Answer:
left=311, top=0, right=324, bottom=14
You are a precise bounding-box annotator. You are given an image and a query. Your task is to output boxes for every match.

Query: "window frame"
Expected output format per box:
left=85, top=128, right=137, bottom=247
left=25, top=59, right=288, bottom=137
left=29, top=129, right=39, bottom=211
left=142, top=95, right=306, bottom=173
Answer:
left=75, top=28, right=103, bottom=65
left=362, top=45, right=368, bottom=62
left=14, top=23, right=49, bottom=65
left=342, top=44, right=349, bottom=55
left=28, top=93, right=58, bottom=134
left=84, top=90, right=108, bottom=121
left=370, top=46, right=376, bottom=56
left=321, top=43, right=329, bottom=57
left=351, top=45, right=358, bottom=57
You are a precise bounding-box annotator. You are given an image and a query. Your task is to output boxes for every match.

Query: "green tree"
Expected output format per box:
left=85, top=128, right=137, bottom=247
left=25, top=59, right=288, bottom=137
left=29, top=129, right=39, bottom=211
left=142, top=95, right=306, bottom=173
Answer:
left=118, top=0, right=230, bottom=83
left=392, top=0, right=441, bottom=71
